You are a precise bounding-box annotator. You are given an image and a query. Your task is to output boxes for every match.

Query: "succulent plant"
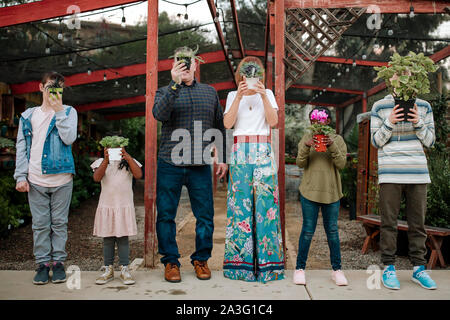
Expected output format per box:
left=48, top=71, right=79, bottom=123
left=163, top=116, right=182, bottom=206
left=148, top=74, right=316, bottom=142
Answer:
left=239, top=61, right=264, bottom=78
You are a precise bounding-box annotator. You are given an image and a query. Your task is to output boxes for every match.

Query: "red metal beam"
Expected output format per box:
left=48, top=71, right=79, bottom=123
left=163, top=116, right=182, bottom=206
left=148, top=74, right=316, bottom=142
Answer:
left=75, top=95, right=145, bottom=112
left=105, top=111, right=145, bottom=120
left=207, top=0, right=236, bottom=84
left=274, top=0, right=286, bottom=263
left=286, top=99, right=338, bottom=107
left=284, top=0, right=448, bottom=13
left=144, top=0, right=158, bottom=268
left=230, top=0, right=245, bottom=59
left=0, top=0, right=142, bottom=28
left=291, top=84, right=364, bottom=95
left=11, top=50, right=389, bottom=95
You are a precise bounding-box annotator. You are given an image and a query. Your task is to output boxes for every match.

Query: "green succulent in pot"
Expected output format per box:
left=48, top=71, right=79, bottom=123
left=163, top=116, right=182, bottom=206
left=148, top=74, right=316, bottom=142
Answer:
left=99, top=136, right=129, bottom=148
left=169, top=45, right=205, bottom=71
left=374, top=52, right=438, bottom=119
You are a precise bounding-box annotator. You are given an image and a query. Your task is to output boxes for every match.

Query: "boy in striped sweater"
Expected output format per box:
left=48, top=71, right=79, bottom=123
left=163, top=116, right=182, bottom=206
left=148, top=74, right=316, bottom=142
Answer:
left=370, top=94, right=437, bottom=290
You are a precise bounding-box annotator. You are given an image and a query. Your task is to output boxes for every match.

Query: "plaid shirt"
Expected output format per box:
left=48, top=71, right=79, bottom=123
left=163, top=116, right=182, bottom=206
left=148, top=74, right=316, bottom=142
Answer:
left=153, top=79, right=227, bottom=166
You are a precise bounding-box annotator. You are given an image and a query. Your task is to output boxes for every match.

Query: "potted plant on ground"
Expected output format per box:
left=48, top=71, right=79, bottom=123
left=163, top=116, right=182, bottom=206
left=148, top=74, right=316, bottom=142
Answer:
left=374, top=52, right=438, bottom=119
left=99, top=136, right=129, bottom=161
left=308, top=109, right=335, bottom=152
left=239, top=61, right=264, bottom=90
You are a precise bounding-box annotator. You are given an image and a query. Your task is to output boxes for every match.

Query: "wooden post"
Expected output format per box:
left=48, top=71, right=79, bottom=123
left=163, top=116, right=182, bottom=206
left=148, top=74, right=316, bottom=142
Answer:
left=266, top=52, right=273, bottom=91
left=274, top=0, right=286, bottom=261
left=144, top=0, right=158, bottom=268
left=335, top=107, right=340, bottom=134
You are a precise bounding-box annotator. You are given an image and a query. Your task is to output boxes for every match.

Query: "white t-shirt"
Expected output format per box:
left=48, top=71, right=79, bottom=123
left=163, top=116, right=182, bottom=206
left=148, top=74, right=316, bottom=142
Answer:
left=28, top=107, right=73, bottom=187
left=224, top=89, right=278, bottom=136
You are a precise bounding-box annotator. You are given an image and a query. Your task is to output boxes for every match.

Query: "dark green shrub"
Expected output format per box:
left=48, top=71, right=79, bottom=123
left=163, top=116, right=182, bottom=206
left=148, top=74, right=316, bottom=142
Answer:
left=0, top=170, right=29, bottom=238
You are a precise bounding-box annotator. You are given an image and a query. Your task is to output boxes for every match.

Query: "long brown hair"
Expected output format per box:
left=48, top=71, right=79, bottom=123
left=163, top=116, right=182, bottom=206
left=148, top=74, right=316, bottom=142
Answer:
left=235, top=56, right=265, bottom=84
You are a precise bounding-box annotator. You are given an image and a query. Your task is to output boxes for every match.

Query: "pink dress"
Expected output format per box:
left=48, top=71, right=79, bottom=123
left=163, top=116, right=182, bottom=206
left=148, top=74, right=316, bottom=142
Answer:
left=90, top=158, right=142, bottom=237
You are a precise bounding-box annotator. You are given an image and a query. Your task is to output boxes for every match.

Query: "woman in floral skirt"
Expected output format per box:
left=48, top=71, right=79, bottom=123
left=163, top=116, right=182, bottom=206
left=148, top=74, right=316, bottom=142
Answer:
left=222, top=57, right=284, bottom=283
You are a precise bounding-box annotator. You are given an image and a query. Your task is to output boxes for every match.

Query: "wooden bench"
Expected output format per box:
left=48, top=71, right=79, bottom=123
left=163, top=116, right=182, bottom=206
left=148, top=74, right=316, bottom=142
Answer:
left=357, top=214, right=450, bottom=269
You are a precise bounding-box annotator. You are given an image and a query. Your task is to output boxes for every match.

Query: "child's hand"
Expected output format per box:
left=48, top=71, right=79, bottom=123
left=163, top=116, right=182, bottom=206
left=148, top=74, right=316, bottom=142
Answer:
left=121, top=147, right=132, bottom=162
left=103, top=148, right=109, bottom=161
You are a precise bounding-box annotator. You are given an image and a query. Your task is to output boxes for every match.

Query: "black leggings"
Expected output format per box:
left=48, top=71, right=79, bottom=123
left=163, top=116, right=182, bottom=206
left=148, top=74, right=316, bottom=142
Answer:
left=103, top=236, right=129, bottom=266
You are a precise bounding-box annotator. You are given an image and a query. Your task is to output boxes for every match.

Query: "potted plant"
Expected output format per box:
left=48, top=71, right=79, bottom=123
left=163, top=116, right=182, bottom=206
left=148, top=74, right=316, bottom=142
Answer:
left=99, top=136, right=129, bottom=161
left=170, top=45, right=205, bottom=72
left=239, top=61, right=264, bottom=89
left=0, top=137, right=15, bottom=154
left=374, top=52, right=438, bottom=119
left=307, top=109, right=335, bottom=152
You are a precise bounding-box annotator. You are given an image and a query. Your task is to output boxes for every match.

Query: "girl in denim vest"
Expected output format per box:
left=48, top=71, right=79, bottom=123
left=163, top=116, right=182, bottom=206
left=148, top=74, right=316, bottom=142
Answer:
left=91, top=144, right=142, bottom=285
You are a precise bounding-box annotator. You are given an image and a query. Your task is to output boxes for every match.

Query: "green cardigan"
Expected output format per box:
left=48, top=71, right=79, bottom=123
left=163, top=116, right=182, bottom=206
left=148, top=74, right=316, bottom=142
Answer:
left=296, top=132, right=347, bottom=204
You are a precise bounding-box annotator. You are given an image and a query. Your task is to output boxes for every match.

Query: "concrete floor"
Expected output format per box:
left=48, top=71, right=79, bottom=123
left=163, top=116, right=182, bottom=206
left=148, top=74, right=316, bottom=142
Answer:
left=0, top=270, right=449, bottom=300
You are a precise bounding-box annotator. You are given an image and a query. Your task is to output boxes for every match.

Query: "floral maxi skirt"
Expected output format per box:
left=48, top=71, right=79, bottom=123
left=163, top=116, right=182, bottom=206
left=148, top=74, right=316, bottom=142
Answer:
left=223, top=141, right=285, bottom=283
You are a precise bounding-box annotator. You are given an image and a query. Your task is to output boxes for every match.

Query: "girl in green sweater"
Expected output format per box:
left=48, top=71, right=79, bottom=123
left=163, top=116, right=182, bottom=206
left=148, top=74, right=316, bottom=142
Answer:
left=293, top=107, right=348, bottom=286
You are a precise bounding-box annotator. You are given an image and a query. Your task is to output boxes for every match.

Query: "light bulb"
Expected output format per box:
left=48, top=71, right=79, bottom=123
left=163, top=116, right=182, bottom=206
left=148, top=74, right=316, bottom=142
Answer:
left=87, top=68, right=92, bottom=75
left=328, top=84, right=331, bottom=88
left=352, top=60, right=356, bottom=67
left=332, top=78, right=335, bottom=83
left=114, top=80, right=119, bottom=87
left=346, top=67, right=350, bottom=73
left=362, top=54, right=367, bottom=60
left=121, top=17, right=126, bottom=28
left=58, top=31, right=63, bottom=40
left=103, top=73, right=107, bottom=81
left=127, top=84, right=131, bottom=89
left=228, top=53, right=232, bottom=59
left=68, top=58, right=73, bottom=67
left=388, top=29, right=394, bottom=36
left=45, top=45, right=50, bottom=54
left=337, top=72, right=341, bottom=77
left=184, top=13, right=188, bottom=20
left=409, top=6, right=415, bottom=18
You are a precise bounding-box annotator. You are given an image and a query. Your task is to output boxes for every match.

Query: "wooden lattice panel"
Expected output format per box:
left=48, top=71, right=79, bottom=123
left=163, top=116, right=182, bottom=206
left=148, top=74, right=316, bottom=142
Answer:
left=284, top=7, right=366, bottom=89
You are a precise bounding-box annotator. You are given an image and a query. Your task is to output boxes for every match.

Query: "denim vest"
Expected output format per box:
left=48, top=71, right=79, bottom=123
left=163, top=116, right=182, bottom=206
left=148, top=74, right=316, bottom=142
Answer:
left=21, top=107, right=76, bottom=175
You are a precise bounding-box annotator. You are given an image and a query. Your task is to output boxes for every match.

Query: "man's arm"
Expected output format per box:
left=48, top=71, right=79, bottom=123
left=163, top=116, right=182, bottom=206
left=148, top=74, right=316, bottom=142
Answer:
left=370, top=105, right=394, bottom=149
left=55, top=107, right=78, bottom=145
left=152, top=81, right=181, bottom=122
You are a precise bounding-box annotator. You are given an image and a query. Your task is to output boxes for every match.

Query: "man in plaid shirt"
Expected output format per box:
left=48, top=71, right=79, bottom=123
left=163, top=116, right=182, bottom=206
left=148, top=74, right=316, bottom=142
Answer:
left=153, top=47, right=228, bottom=283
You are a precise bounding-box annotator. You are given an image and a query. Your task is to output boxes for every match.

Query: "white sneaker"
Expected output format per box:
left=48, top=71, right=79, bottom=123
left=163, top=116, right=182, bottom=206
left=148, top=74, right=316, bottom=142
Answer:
left=293, top=269, right=306, bottom=285
left=120, top=265, right=135, bottom=285
left=96, top=265, right=114, bottom=285
left=331, top=270, right=348, bottom=286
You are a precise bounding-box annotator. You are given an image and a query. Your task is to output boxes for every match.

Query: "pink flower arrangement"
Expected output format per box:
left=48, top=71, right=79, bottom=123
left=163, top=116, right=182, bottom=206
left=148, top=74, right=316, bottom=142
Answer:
left=310, top=109, right=328, bottom=124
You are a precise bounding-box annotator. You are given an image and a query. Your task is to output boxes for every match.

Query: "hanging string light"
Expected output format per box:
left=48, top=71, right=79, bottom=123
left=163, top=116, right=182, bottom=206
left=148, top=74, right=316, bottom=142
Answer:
left=103, top=73, right=107, bottom=81
left=57, top=19, right=63, bottom=40
left=121, top=7, right=126, bottom=28
left=45, top=41, right=50, bottom=54
left=87, top=68, right=92, bottom=75
left=184, top=4, right=189, bottom=20
left=68, top=56, right=73, bottom=67
left=409, top=5, right=415, bottom=18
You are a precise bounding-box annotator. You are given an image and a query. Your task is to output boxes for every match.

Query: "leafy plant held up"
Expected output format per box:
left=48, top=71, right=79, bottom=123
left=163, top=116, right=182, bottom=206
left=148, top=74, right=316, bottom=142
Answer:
left=374, top=52, right=438, bottom=101
left=99, top=136, right=129, bottom=148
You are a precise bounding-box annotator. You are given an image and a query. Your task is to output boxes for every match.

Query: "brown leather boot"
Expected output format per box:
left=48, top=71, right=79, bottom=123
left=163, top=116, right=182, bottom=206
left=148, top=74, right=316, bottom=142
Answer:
left=193, top=260, right=211, bottom=280
left=164, top=263, right=181, bottom=283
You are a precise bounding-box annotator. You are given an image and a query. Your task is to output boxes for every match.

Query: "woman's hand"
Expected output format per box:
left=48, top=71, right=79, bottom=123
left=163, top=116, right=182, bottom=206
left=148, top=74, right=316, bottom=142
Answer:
left=322, top=135, right=334, bottom=146
left=254, top=80, right=267, bottom=98
left=236, top=76, right=249, bottom=99
left=305, top=138, right=315, bottom=147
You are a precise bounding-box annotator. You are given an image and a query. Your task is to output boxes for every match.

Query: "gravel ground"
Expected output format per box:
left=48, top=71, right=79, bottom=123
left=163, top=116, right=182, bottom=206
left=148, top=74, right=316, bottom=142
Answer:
left=1, top=181, right=447, bottom=272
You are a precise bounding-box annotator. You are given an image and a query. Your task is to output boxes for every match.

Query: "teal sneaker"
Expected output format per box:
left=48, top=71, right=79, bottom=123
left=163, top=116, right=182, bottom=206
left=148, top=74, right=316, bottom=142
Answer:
left=51, top=262, right=67, bottom=283
left=412, top=266, right=437, bottom=290
left=382, top=265, right=400, bottom=290
left=33, top=263, right=50, bottom=285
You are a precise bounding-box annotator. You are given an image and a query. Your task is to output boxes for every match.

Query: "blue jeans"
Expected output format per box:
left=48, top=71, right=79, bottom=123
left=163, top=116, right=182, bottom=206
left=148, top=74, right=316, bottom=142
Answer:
left=28, top=180, right=73, bottom=264
left=296, top=194, right=342, bottom=271
left=156, top=159, right=214, bottom=267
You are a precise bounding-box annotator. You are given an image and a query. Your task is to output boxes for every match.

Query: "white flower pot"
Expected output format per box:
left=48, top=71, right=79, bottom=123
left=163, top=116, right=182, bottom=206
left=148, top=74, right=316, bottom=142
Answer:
left=108, top=148, right=122, bottom=161
left=245, top=77, right=259, bottom=90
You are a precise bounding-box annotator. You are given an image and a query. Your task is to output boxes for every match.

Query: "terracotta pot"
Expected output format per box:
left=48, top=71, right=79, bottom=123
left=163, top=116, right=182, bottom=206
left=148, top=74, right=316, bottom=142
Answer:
left=314, top=134, right=327, bottom=152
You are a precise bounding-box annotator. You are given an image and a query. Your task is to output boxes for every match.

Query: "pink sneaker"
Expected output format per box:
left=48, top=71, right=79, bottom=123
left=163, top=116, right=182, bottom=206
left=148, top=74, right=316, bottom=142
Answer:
left=293, top=269, right=306, bottom=285
left=331, top=270, right=348, bottom=286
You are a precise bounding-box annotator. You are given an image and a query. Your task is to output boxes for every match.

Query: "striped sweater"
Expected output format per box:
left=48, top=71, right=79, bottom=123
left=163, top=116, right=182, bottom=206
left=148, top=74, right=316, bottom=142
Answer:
left=370, top=94, right=435, bottom=184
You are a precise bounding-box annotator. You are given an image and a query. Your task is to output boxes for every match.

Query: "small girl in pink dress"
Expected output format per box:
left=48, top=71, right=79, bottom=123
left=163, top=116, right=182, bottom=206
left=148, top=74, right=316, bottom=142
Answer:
left=91, top=146, right=142, bottom=285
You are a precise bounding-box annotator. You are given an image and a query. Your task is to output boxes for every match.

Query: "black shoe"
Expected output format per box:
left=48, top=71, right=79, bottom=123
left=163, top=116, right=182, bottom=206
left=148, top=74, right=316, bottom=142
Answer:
left=51, top=262, right=67, bottom=283
left=33, top=263, right=50, bottom=285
